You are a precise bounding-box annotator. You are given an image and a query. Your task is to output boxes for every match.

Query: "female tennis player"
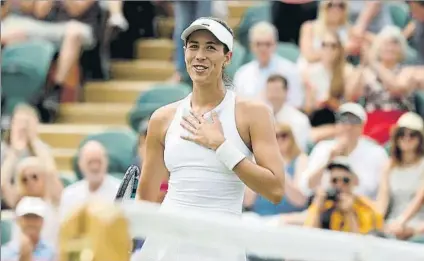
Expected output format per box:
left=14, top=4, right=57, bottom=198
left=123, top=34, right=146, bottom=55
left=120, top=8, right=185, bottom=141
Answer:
left=134, top=17, right=285, bottom=261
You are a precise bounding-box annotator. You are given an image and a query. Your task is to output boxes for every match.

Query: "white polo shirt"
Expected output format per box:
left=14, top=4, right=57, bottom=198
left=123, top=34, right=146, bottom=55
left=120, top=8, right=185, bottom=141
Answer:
left=59, top=175, right=121, bottom=220
left=299, top=137, right=388, bottom=199
left=234, top=55, right=304, bottom=108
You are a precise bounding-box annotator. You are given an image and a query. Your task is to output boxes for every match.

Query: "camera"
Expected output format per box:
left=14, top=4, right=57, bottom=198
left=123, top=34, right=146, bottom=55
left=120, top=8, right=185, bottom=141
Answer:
left=326, top=188, right=340, bottom=202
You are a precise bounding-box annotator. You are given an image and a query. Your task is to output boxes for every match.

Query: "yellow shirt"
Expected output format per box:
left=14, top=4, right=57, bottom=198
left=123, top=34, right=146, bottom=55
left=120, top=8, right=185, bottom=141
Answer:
left=304, top=196, right=384, bottom=234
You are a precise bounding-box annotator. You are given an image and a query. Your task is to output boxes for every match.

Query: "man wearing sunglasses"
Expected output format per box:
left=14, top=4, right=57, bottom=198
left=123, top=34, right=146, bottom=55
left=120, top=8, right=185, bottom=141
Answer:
left=304, top=157, right=383, bottom=234
left=300, top=103, right=388, bottom=199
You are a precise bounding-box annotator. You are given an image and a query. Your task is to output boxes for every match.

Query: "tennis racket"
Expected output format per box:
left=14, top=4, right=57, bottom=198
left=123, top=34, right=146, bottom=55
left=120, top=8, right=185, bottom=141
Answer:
left=115, top=165, right=141, bottom=201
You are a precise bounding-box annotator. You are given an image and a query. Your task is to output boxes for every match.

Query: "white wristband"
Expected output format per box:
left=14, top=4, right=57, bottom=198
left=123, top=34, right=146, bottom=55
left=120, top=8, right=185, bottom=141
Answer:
left=215, top=140, right=246, bottom=170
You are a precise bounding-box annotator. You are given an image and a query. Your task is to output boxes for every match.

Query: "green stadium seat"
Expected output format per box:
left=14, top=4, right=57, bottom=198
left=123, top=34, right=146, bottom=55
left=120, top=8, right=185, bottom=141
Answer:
left=224, top=41, right=247, bottom=80
left=244, top=42, right=300, bottom=64
left=276, top=42, right=300, bottom=63
left=128, top=84, right=191, bottom=131
left=60, top=174, right=76, bottom=188
left=1, top=40, right=56, bottom=114
left=1, top=212, right=14, bottom=245
left=73, top=130, right=138, bottom=180
left=414, top=91, right=424, bottom=118
left=389, top=3, right=411, bottom=29
left=236, top=3, right=271, bottom=50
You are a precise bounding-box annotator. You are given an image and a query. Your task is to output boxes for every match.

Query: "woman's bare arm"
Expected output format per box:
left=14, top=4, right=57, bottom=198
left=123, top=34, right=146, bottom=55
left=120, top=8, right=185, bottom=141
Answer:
left=299, top=21, right=322, bottom=63
left=33, top=0, right=54, bottom=19
left=375, top=161, right=392, bottom=215
left=63, top=0, right=96, bottom=17
left=370, top=63, right=413, bottom=96
left=137, top=106, right=173, bottom=201
left=396, top=180, right=424, bottom=225
left=284, top=154, right=308, bottom=207
left=233, top=101, right=285, bottom=204
left=31, top=139, right=63, bottom=205
left=1, top=0, right=10, bottom=19
left=344, top=66, right=366, bottom=101
left=0, top=151, right=21, bottom=208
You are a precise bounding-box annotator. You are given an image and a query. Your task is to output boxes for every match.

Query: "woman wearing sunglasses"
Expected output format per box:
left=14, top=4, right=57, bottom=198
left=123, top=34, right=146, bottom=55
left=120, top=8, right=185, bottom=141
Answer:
left=376, top=112, right=424, bottom=241
left=298, top=0, right=364, bottom=70
left=244, top=124, right=308, bottom=217
left=302, top=31, right=354, bottom=143
left=3, top=157, right=63, bottom=248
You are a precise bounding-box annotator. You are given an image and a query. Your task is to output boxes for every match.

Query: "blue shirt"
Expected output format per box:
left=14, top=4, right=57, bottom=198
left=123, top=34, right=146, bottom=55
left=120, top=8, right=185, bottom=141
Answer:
left=1, top=240, right=55, bottom=261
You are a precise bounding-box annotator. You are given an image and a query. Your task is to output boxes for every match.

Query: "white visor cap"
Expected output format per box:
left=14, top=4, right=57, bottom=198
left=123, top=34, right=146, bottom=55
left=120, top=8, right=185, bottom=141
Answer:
left=181, top=18, right=233, bottom=52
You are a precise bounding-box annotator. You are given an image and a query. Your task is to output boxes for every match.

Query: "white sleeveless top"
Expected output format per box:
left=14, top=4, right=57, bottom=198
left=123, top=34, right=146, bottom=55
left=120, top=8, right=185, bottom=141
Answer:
left=162, top=90, right=253, bottom=216
left=132, top=90, right=251, bottom=261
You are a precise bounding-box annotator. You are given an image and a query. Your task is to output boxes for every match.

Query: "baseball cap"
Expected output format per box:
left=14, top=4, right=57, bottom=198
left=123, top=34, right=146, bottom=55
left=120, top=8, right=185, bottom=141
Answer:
left=15, top=197, right=47, bottom=218
left=181, top=18, right=234, bottom=52
left=397, top=112, right=424, bottom=132
left=327, top=156, right=355, bottom=175
left=338, top=102, right=367, bottom=123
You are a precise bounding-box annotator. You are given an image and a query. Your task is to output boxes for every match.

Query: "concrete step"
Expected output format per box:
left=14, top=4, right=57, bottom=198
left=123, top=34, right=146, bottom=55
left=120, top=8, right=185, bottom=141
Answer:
left=136, top=39, right=174, bottom=61
left=58, top=103, right=132, bottom=125
left=84, top=81, right=156, bottom=103
left=111, top=60, right=175, bottom=81
left=38, top=124, right=128, bottom=149
left=52, top=148, right=76, bottom=171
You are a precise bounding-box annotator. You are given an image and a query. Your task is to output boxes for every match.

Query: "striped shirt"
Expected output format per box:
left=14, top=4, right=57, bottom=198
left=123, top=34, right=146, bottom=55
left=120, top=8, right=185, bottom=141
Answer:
left=1, top=240, right=55, bottom=261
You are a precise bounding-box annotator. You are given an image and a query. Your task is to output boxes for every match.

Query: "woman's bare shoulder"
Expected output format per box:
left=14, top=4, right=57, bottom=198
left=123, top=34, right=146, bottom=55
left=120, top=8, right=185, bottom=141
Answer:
left=148, top=100, right=183, bottom=137
left=235, top=97, right=273, bottom=122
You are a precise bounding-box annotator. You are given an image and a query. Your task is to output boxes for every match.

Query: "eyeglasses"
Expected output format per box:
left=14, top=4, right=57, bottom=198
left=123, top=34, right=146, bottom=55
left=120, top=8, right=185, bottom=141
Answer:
left=322, top=42, right=338, bottom=49
left=21, top=174, right=39, bottom=184
left=327, top=2, right=346, bottom=9
left=276, top=132, right=289, bottom=139
left=397, top=128, right=421, bottom=139
left=254, top=41, right=274, bottom=48
left=331, top=176, right=350, bottom=185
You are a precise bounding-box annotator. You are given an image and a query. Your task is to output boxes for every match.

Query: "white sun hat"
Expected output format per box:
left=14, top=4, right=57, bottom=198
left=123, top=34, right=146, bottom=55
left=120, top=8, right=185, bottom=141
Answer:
left=181, top=17, right=234, bottom=52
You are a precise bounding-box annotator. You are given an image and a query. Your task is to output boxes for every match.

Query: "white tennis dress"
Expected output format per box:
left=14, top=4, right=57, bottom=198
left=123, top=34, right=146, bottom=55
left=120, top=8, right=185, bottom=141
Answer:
left=132, top=90, right=253, bottom=261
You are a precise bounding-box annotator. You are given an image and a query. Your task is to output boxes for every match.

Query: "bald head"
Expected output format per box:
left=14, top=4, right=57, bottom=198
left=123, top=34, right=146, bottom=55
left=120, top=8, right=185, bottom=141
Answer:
left=79, top=141, right=107, bottom=158
left=78, top=141, right=108, bottom=183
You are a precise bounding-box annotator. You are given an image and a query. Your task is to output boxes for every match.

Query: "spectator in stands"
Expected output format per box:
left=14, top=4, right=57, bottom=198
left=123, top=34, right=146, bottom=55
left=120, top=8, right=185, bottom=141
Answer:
left=300, top=103, right=388, bottom=199
left=244, top=124, right=308, bottom=216
left=302, top=31, right=354, bottom=142
left=350, top=2, right=393, bottom=37
left=345, top=26, right=417, bottom=145
left=0, top=0, right=34, bottom=45
left=59, top=141, right=120, bottom=220
left=235, top=22, right=303, bottom=108
left=264, top=74, right=310, bottom=151
left=2, top=157, right=62, bottom=247
left=376, top=112, right=424, bottom=240
left=305, top=156, right=384, bottom=234
left=407, top=1, right=424, bottom=87
left=1, top=197, right=56, bottom=261
left=106, top=1, right=128, bottom=32
left=298, top=0, right=364, bottom=69
left=1, top=105, right=58, bottom=209
left=2, top=0, right=100, bottom=121
left=170, top=1, right=212, bottom=83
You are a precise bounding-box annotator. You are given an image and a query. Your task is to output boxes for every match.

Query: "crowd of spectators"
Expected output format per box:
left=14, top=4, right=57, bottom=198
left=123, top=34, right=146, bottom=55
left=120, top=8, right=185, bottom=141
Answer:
left=1, top=1, right=424, bottom=261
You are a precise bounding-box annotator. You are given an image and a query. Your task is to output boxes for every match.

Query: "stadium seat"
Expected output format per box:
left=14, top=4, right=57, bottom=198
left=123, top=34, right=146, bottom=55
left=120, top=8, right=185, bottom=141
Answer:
left=128, top=84, right=191, bottom=131
left=60, top=174, right=77, bottom=188
left=1, top=212, right=14, bottom=245
left=389, top=3, right=411, bottom=29
left=414, top=91, right=424, bottom=118
left=276, top=42, right=300, bottom=63
left=1, top=40, right=56, bottom=114
left=224, top=41, right=247, bottom=80
left=73, top=130, right=138, bottom=180
left=236, top=3, right=271, bottom=50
